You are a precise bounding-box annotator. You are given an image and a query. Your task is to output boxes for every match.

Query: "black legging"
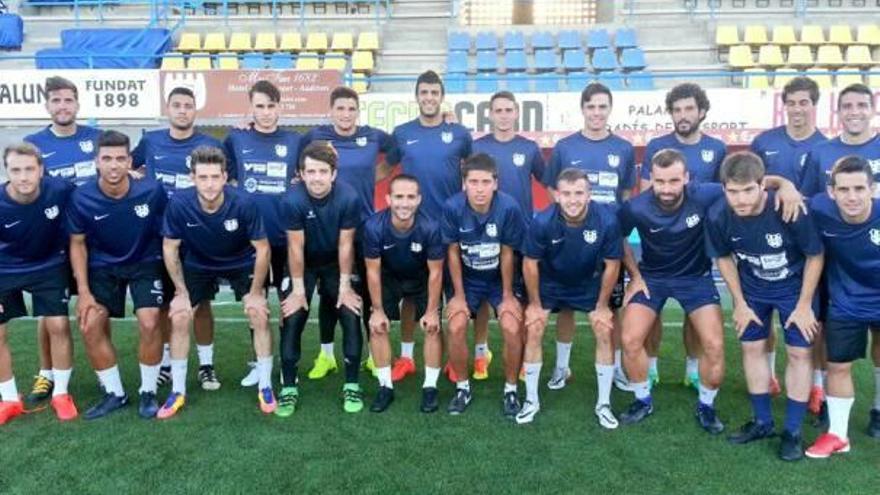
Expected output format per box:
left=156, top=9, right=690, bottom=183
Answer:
left=280, top=305, right=362, bottom=385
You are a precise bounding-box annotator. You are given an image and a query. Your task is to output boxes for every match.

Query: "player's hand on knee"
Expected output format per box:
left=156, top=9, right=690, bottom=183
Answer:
left=623, top=276, right=649, bottom=306
left=337, top=289, right=362, bottom=316
left=445, top=296, right=468, bottom=323
left=420, top=311, right=441, bottom=335
left=76, top=292, right=100, bottom=330
left=168, top=292, right=193, bottom=320
left=732, top=303, right=762, bottom=337
left=589, top=304, right=614, bottom=333
left=785, top=304, right=818, bottom=343
left=524, top=303, right=548, bottom=329
left=243, top=292, right=269, bottom=320
left=280, top=293, right=308, bottom=318
left=369, top=310, right=390, bottom=335
left=498, top=296, right=522, bottom=323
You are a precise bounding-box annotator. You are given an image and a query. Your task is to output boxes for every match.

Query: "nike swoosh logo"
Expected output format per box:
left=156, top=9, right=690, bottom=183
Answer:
left=4, top=221, right=21, bottom=228
left=649, top=227, right=663, bottom=233
left=94, top=214, right=110, bottom=221
left=570, top=160, right=582, bottom=165
left=551, top=238, right=564, bottom=244
left=822, top=230, right=838, bottom=237
left=242, top=149, right=254, bottom=154
left=459, top=227, right=474, bottom=233
left=153, top=155, right=166, bottom=160
left=406, top=140, right=419, bottom=145
left=383, top=244, right=396, bottom=250
left=42, top=152, right=56, bottom=158
left=186, top=222, right=199, bottom=227
left=765, top=151, right=779, bottom=156
left=731, top=237, right=742, bottom=241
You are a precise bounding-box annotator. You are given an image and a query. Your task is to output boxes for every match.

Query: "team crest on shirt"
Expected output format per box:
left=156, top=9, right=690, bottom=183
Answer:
left=44, top=205, right=59, bottom=220
left=870, top=228, right=880, bottom=246
left=79, top=140, right=94, bottom=154
left=701, top=150, right=714, bottom=163
left=685, top=214, right=700, bottom=228
left=607, top=154, right=620, bottom=168
left=410, top=242, right=422, bottom=253
left=583, top=230, right=597, bottom=244
left=486, top=223, right=498, bottom=237
left=512, top=153, right=526, bottom=167
left=356, top=136, right=368, bottom=147
left=765, top=233, right=783, bottom=248
left=224, top=219, right=239, bottom=232
left=306, top=210, right=316, bottom=219
left=275, top=144, right=288, bottom=158
left=441, top=132, right=453, bottom=144
left=134, top=204, right=150, bottom=218
left=869, top=159, right=880, bottom=174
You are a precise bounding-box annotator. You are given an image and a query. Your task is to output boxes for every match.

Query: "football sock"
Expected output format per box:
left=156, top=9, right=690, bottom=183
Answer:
left=161, top=343, right=171, bottom=368
left=524, top=362, right=541, bottom=404
left=698, top=383, right=718, bottom=408
left=503, top=382, right=517, bottom=395
left=423, top=366, right=440, bottom=389
left=97, top=365, right=124, bottom=397
left=686, top=356, right=699, bottom=377
left=171, top=359, right=187, bottom=395
left=555, top=341, right=572, bottom=370
left=321, top=343, right=334, bottom=357
left=826, top=395, right=854, bottom=440
left=784, top=398, right=808, bottom=435
left=457, top=380, right=470, bottom=392
left=596, top=363, right=614, bottom=407
left=400, top=342, right=414, bottom=360
left=139, top=363, right=160, bottom=394
left=197, top=344, right=214, bottom=367
left=633, top=381, right=651, bottom=403
left=377, top=366, right=393, bottom=389
left=475, top=343, right=488, bottom=359
left=0, top=377, right=18, bottom=402
left=39, top=368, right=53, bottom=381
left=52, top=368, right=71, bottom=396
left=749, top=393, right=773, bottom=424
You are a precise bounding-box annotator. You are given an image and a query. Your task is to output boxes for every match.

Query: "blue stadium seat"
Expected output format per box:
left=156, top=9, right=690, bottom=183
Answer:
left=562, top=49, right=586, bottom=71
left=597, top=72, right=625, bottom=90
left=615, top=28, right=639, bottom=49
left=534, top=49, right=557, bottom=71
left=475, top=32, right=498, bottom=52
left=505, top=72, right=530, bottom=92
left=587, top=29, right=611, bottom=50
left=476, top=51, right=497, bottom=71
left=448, top=32, right=471, bottom=52
left=591, top=48, right=618, bottom=71
left=620, top=48, right=647, bottom=70
left=446, top=51, right=469, bottom=73
left=241, top=52, right=266, bottom=69
left=269, top=52, right=294, bottom=69
left=476, top=73, right=498, bottom=93
left=566, top=71, right=592, bottom=91
left=531, top=31, right=555, bottom=50
left=504, top=50, right=527, bottom=71
left=558, top=30, right=582, bottom=51
left=503, top=31, right=526, bottom=51
left=535, top=73, right=561, bottom=92
left=627, top=71, right=655, bottom=90
left=446, top=74, right=468, bottom=93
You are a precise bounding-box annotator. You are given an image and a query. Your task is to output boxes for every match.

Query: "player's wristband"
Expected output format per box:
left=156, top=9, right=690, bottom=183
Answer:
left=292, top=277, right=305, bottom=295
left=339, top=273, right=352, bottom=291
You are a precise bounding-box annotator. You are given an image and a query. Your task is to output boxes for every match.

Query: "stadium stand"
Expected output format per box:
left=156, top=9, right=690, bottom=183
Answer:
left=36, top=28, right=170, bottom=68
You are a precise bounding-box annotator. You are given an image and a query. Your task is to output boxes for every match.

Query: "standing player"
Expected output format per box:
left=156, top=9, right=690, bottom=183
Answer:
left=22, top=76, right=101, bottom=407
left=0, top=143, right=76, bottom=424
left=158, top=146, right=275, bottom=418
left=442, top=153, right=525, bottom=416
left=277, top=141, right=363, bottom=416
left=224, top=80, right=302, bottom=387
left=805, top=156, right=880, bottom=458
left=518, top=168, right=622, bottom=426
left=67, top=131, right=167, bottom=420
left=363, top=174, right=445, bottom=412
left=540, top=82, right=636, bottom=391
left=706, top=151, right=823, bottom=461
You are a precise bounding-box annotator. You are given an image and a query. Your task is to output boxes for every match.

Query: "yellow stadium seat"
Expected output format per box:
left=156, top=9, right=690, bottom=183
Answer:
left=176, top=32, right=201, bottom=52
left=758, top=45, right=785, bottom=67
left=323, top=51, right=347, bottom=71
left=828, top=25, right=854, bottom=45
left=856, top=25, right=880, bottom=46
left=836, top=67, right=865, bottom=87
left=351, top=73, right=369, bottom=93
left=161, top=52, right=186, bottom=69
left=816, top=45, right=845, bottom=66
left=804, top=68, right=833, bottom=89
left=228, top=32, right=252, bottom=52
left=771, top=25, right=797, bottom=45
left=742, top=68, right=770, bottom=89
left=786, top=45, right=814, bottom=67
left=330, top=33, right=354, bottom=52
left=202, top=32, right=226, bottom=52
left=217, top=52, right=239, bottom=70
left=295, top=52, right=320, bottom=70
left=800, top=25, right=825, bottom=45
left=868, top=66, right=880, bottom=87
left=305, top=32, right=329, bottom=52
left=728, top=45, right=754, bottom=68
left=846, top=45, right=874, bottom=66
left=743, top=25, right=768, bottom=45
left=186, top=52, right=213, bottom=70
left=254, top=32, right=277, bottom=52
left=773, top=68, right=799, bottom=89
left=279, top=33, right=302, bottom=52
left=356, top=31, right=380, bottom=51
left=351, top=50, right=375, bottom=73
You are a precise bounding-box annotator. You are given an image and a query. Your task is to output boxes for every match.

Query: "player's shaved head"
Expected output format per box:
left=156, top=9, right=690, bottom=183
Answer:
left=720, top=151, right=765, bottom=185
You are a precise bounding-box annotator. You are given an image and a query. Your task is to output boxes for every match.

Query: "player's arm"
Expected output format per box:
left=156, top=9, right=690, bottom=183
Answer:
left=281, top=230, right=307, bottom=317
left=522, top=257, right=548, bottom=329
left=365, top=256, right=388, bottom=334
left=249, top=238, right=270, bottom=294
left=763, top=175, right=805, bottom=222
left=785, top=252, right=824, bottom=342
left=497, top=244, right=521, bottom=321
left=421, top=258, right=443, bottom=334
left=445, top=243, right=468, bottom=320
left=591, top=257, right=621, bottom=333
left=620, top=243, right=647, bottom=305
left=715, top=255, right=761, bottom=337
left=69, top=233, right=98, bottom=326
left=162, top=237, right=194, bottom=319
left=337, top=227, right=361, bottom=314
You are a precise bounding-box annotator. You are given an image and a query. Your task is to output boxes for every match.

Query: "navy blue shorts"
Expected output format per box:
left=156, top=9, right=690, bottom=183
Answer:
left=90, top=261, right=168, bottom=318
left=0, top=265, right=70, bottom=324
left=628, top=274, right=720, bottom=315
left=739, top=294, right=818, bottom=348
left=825, top=319, right=880, bottom=363
left=186, top=265, right=254, bottom=307
left=539, top=282, right=596, bottom=313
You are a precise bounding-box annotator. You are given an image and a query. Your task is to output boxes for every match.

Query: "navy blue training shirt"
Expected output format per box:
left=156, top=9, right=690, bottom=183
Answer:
left=282, top=181, right=361, bottom=267
left=24, top=125, right=102, bottom=186
left=640, top=132, right=727, bottom=184
left=750, top=126, right=827, bottom=185
left=800, top=135, right=880, bottom=198
left=473, top=134, right=545, bottom=216
left=362, top=209, right=445, bottom=282
left=132, top=129, right=224, bottom=195
left=542, top=132, right=636, bottom=206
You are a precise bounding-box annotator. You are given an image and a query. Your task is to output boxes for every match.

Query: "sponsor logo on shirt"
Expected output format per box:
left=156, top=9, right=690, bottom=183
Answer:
left=44, top=205, right=59, bottom=220
left=607, top=154, right=620, bottom=168
left=765, top=233, right=783, bottom=248
left=701, top=149, right=714, bottom=163
left=583, top=230, right=597, bottom=244
left=79, top=140, right=94, bottom=154
left=685, top=214, right=700, bottom=228
left=512, top=153, right=525, bottom=167
left=134, top=204, right=150, bottom=218
left=224, top=219, right=239, bottom=232
left=441, top=132, right=453, bottom=144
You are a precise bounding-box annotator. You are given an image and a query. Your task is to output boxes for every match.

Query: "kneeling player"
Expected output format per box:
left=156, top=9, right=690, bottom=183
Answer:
left=0, top=143, right=76, bottom=424
left=519, top=168, right=622, bottom=426
left=363, top=174, right=445, bottom=413
left=443, top=153, right=526, bottom=416
left=706, top=151, right=823, bottom=460
left=159, top=146, right=275, bottom=418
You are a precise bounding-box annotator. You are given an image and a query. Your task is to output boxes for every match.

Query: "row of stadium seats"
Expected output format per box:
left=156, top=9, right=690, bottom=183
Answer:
left=160, top=51, right=374, bottom=73
left=447, top=47, right=646, bottom=73
left=448, top=28, right=639, bottom=53
left=717, top=24, right=880, bottom=47
left=175, top=31, right=379, bottom=53
left=742, top=67, right=880, bottom=89
left=728, top=44, right=876, bottom=68
left=445, top=71, right=654, bottom=93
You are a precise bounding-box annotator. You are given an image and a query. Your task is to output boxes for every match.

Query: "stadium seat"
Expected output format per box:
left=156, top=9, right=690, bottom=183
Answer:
left=448, top=32, right=471, bottom=52
left=800, top=25, right=825, bottom=45
left=846, top=45, right=874, bottom=65
left=476, top=51, right=497, bottom=71
left=835, top=67, right=865, bottom=86
left=505, top=72, right=530, bottom=92
left=591, top=47, right=618, bottom=71
left=187, top=52, right=212, bottom=69
left=476, top=73, right=498, bottom=93
left=535, top=73, right=560, bottom=92
left=615, top=28, right=639, bottom=49
left=503, top=31, right=525, bottom=51
left=228, top=32, right=252, bottom=52
left=351, top=73, right=369, bottom=94
left=305, top=32, right=329, bottom=52
left=856, top=25, right=880, bottom=45
left=331, top=32, right=354, bottom=52
left=804, top=68, right=833, bottom=89
left=446, top=51, right=468, bottom=73
left=758, top=45, right=785, bottom=67
left=786, top=45, right=814, bottom=67
left=828, top=25, right=854, bottom=45
left=202, top=32, right=226, bottom=52
left=558, top=30, right=581, bottom=51
left=743, top=25, right=768, bottom=45
left=868, top=67, right=880, bottom=87
left=357, top=31, right=379, bottom=52
left=160, top=52, right=185, bottom=69
left=176, top=32, right=201, bottom=52
left=566, top=71, right=591, bottom=91
left=531, top=31, right=555, bottom=51
left=728, top=45, right=755, bottom=68
left=269, top=52, right=294, bottom=69
left=742, top=68, right=770, bottom=89
left=627, top=71, right=655, bottom=90
left=586, top=29, right=611, bottom=50
left=475, top=32, right=498, bottom=52
left=241, top=52, right=266, bottom=69
left=279, top=33, right=302, bottom=52
left=217, top=52, right=240, bottom=69
left=504, top=50, right=527, bottom=72
left=620, top=48, right=646, bottom=70
left=254, top=32, right=277, bottom=52
left=351, top=51, right=374, bottom=73
left=562, top=49, right=586, bottom=71
left=816, top=45, right=845, bottom=66
left=322, top=52, right=347, bottom=71
left=773, top=68, right=799, bottom=88
left=597, top=72, right=625, bottom=90
left=445, top=74, right=467, bottom=93
left=715, top=25, right=740, bottom=47
left=534, top=49, right=557, bottom=71
left=771, top=25, right=797, bottom=45
left=296, top=51, right=320, bottom=70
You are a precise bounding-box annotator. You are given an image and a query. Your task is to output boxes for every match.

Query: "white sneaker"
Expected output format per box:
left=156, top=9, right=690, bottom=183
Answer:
left=515, top=400, right=540, bottom=424
left=595, top=403, right=619, bottom=430
left=613, top=367, right=636, bottom=392
left=240, top=362, right=258, bottom=387
left=546, top=367, right=571, bottom=390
